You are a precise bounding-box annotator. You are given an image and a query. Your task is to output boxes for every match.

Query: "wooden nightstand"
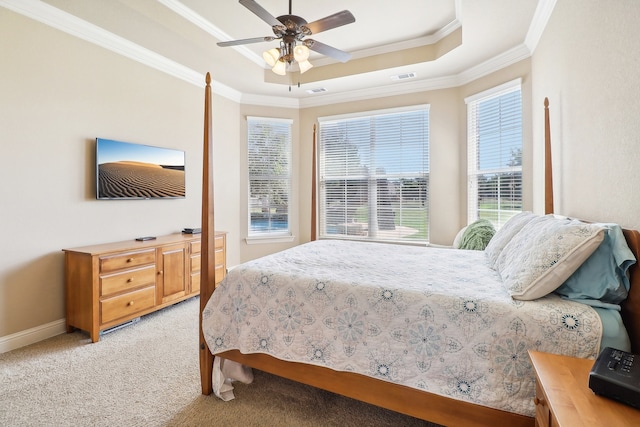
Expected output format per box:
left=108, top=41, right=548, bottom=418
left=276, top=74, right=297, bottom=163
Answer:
left=529, top=350, right=640, bottom=426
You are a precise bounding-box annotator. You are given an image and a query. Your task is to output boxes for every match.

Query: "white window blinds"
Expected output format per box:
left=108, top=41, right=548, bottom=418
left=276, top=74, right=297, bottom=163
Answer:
left=466, top=81, right=522, bottom=229
left=247, top=117, right=292, bottom=236
left=318, top=106, right=430, bottom=243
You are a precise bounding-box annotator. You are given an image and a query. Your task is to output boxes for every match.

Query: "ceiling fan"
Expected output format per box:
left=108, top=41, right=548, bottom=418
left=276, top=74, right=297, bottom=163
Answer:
left=217, top=0, right=356, bottom=75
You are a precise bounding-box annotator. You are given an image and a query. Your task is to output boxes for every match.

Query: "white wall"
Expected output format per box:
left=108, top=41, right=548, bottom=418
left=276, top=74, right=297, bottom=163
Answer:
left=532, top=0, right=640, bottom=229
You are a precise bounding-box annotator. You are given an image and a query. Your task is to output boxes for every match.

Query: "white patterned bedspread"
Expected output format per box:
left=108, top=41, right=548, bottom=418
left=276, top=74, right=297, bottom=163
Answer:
left=202, top=240, right=602, bottom=417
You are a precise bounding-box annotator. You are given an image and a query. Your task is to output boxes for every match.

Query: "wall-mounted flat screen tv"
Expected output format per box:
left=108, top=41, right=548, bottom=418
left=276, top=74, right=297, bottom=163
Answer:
left=96, top=138, right=185, bottom=200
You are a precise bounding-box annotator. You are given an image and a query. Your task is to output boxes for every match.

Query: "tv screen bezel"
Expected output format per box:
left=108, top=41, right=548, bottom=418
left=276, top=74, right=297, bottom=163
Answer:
left=95, top=138, right=186, bottom=200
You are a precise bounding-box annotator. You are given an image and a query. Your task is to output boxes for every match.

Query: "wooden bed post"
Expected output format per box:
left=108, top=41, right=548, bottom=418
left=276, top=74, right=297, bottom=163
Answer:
left=199, top=72, right=215, bottom=395
left=544, top=97, right=554, bottom=215
left=311, top=124, right=317, bottom=241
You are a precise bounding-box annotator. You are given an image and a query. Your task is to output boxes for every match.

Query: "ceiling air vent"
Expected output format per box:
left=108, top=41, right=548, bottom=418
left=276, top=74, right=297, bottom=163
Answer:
left=306, top=88, right=328, bottom=94
left=390, top=72, right=417, bottom=81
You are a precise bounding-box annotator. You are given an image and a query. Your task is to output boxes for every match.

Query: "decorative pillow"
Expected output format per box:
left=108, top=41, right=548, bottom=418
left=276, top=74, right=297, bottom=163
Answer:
left=458, top=219, right=495, bottom=250
left=554, top=223, right=636, bottom=304
left=497, top=215, right=605, bottom=300
left=484, top=211, right=539, bottom=269
left=452, top=225, right=468, bottom=249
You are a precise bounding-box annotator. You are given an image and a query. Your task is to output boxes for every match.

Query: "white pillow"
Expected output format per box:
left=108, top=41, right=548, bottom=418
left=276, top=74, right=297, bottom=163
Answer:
left=497, top=215, right=605, bottom=300
left=484, top=211, right=539, bottom=269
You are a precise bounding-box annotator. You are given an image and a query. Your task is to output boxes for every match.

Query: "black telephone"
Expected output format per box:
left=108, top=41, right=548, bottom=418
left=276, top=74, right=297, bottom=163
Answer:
left=589, top=347, right=640, bottom=409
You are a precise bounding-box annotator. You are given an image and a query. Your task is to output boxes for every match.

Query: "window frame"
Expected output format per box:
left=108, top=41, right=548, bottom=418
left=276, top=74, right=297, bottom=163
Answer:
left=246, top=116, right=293, bottom=244
left=465, top=79, right=523, bottom=229
left=317, top=105, right=430, bottom=244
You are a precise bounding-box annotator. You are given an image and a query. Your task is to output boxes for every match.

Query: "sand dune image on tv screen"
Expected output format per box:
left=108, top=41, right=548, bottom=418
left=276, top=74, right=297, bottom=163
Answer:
left=98, top=161, right=185, bottom=199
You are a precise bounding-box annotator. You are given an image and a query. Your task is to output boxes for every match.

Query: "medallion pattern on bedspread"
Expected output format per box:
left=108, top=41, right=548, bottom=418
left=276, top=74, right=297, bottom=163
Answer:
left=202, top=240, right=602, bottom=417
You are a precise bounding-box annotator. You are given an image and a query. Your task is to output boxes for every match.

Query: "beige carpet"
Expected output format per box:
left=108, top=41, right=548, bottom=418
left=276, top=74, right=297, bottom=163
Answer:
left=0, top=297, right=440, bottom=426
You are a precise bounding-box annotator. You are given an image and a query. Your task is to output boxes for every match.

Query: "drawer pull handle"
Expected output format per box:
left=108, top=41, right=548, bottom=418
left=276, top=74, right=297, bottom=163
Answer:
left=127, top=301, right=134, bottom=306
left=127, top=258, right=134, bottom=263
left=127, top=278, right=133, bottom=283
left=533, top=397, right=545, bottom=406
left=158, top=270, right=163, bottom=275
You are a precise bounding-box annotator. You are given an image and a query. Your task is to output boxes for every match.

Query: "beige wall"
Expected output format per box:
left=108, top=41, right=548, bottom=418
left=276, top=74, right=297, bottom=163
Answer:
left=531, top=0, right=640, bottom=229
left=0, top=11, right=240, bottom=340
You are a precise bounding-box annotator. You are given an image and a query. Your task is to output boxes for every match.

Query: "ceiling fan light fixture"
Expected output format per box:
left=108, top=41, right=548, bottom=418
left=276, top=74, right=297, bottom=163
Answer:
left=272, top=58, right=287, bottom=76
left=293, top=44, right=310, bottom=62
left=298, top=59, right=313, bottom=74
left=263, top=47, right=280, bottom=67
left=221, top=1, right=356, bottom=85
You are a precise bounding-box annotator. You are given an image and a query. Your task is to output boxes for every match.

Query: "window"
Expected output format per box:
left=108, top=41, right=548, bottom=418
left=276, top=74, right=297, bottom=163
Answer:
left=318, top=106, right=430, bottom=243
left=247, top=116, right=292, bottom=238
left=466, top=80, right=522, bottom=229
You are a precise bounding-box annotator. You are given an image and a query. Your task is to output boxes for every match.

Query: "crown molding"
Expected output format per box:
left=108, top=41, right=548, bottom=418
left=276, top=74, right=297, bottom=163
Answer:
left=456, top=43, right=533, bottom=87
left=297, top=42, right=531, bottom=109
left=313, top=19, right=462, bottom=68
left=299, top=75, right=460, bottom=108
left=1, top=0, right=198, bottom=86
left=0, top=0, right=241, bottom=97
left=2, top=0, right=555, bottom=109
left=525, top=0, right=557, bottom=52
left=157, top=0, right=264, bottom=68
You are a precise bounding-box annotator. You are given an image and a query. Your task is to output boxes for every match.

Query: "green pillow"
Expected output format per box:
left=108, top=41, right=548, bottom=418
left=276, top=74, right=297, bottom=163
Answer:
left=459, top=219, right=496, bottom=250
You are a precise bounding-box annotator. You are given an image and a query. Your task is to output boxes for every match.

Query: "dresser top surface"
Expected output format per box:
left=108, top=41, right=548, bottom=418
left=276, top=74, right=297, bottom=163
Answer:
left=63, top=232, right=225, bottom=255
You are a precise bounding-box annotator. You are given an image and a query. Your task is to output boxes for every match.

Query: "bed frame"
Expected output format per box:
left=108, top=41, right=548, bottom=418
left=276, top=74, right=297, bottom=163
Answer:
left=197, top=75, right=640, bottom=426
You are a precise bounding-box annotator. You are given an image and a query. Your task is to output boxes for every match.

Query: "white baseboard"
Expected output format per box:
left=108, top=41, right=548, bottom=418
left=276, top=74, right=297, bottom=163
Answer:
left=0, top=319, right=66, bottom=354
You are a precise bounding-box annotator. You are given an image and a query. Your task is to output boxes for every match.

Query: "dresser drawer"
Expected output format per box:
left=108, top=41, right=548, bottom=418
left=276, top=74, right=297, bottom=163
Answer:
left=191, top=272, right=200, bottom=293
left=215, top=248, right=224, bottom=266
left=215, top=265, right=225, bottom=284
left=191, top=236, right=223, bottom=253
left=190, top=255, right=223, bottom=285
left=101, top=286, right=155, bottom=324
left=99, top=249, right=156, bottom=273
left=100, top=265, right=156, bottom=297
left=190, top=254, right=201, bottom=272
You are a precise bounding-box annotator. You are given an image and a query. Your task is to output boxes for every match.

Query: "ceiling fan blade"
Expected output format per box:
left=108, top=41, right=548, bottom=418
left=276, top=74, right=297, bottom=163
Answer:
left=217, top=36, right=275, bottom=47
left=302, top=10, right=355, bottom=35
left=239, top=0, right=282, bottom=27
left=305, top=39, right=352, bottom=63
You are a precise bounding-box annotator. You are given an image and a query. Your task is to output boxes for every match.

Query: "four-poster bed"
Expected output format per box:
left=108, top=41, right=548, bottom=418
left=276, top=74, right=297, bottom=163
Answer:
left=197, top=75, right=640, bottom=426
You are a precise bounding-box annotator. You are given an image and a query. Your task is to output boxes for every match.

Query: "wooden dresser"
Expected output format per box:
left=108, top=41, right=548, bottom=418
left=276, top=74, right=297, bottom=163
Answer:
left=63, top=232, right=226, bottom=342
left=529, top=350, right=640, bottom=426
